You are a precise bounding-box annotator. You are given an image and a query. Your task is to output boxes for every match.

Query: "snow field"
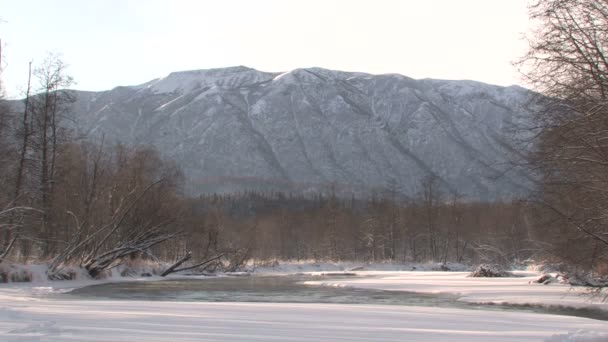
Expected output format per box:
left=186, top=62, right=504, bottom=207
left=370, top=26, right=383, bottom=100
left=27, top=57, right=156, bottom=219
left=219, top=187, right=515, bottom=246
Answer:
left=1, top=269, right=607, bottom=341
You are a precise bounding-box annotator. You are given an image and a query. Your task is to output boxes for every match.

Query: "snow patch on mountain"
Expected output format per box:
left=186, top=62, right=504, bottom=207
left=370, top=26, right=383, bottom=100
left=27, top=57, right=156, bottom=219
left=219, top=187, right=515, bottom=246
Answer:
left=145, top=66, right=278, bottom=94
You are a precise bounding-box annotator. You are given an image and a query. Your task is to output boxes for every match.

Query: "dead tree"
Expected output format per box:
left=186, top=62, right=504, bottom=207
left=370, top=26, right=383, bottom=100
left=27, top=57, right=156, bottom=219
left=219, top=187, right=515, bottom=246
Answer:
left=47, top=179, right=183, bottom=279
left=82, top=223, right=183, bottom=278
left=160, top=252, right=225, bottom=277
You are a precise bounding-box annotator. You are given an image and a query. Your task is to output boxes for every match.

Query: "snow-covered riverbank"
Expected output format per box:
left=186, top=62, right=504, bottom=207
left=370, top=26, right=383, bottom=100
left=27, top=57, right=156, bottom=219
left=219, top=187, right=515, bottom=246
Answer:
left=305, top=270, right=608, bottom=309
left=1, top=270, right=607, bottom=341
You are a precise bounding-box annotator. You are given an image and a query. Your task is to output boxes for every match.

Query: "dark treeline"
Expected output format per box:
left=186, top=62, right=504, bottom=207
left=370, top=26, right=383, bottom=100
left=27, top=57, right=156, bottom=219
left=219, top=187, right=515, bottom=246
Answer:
left=180, top=190, right=540, bottom=266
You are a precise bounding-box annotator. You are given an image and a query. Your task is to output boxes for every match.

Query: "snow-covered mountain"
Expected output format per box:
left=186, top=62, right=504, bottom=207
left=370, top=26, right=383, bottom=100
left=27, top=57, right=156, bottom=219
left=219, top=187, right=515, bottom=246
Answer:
left=69, top=66, right=534, bottom=199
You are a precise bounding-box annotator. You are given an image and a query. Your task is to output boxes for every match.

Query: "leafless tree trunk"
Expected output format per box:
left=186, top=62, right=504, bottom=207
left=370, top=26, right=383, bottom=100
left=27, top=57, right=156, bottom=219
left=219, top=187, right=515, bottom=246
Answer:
left=14, top=61, right=33, bottom=201
left=421, top=175, right=440, bottom=261
left=29, top=55, right=74, bottom=256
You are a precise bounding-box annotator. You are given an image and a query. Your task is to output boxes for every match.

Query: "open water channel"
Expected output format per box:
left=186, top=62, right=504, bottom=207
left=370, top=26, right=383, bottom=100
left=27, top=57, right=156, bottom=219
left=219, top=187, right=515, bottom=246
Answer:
left=66, top=274, right=608, bottom=321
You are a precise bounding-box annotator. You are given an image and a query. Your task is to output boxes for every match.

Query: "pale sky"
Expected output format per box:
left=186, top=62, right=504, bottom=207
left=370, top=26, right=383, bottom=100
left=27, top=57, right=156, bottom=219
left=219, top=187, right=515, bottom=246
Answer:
left=0, top=0, right=531, bottom=98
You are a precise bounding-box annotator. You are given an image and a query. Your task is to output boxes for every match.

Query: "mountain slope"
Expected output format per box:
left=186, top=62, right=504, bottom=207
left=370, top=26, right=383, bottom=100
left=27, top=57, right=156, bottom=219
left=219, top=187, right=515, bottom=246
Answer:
left=68, top=66, right=534, bottom=199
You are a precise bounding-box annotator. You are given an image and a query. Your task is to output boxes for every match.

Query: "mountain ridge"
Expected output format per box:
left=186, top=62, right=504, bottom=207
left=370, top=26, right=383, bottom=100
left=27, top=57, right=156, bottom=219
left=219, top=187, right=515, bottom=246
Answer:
left=64, top=66, right=534, bottom=200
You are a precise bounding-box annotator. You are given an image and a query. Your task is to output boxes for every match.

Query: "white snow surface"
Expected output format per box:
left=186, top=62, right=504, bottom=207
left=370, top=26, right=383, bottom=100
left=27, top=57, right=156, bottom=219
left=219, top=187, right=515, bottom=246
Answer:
left=305, top=270, right=608, bottom=308
left=1, top=267, right=608, bottom=341
left=247, top=260, right=469, bottom=274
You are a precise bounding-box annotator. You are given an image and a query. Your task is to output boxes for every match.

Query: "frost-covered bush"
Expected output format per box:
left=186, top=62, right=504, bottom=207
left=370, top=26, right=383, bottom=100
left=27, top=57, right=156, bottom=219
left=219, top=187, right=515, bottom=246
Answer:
left=0, top=264, right=33, bottom=283
left=468, top=264, right=512, bottom=277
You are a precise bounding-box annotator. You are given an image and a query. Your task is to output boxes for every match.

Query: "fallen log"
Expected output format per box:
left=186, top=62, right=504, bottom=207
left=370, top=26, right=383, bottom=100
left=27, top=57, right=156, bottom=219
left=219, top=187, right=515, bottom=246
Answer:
left=160, top=251, right=192, bottom=277
left=161, top=253, right=224, bottom=277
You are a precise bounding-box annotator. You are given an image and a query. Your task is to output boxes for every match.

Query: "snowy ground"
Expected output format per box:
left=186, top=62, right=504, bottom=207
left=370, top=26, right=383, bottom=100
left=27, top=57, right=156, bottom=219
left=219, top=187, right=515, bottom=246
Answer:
left=305, top=270, right=608, bottom=308
left=247, top=260, right=470, bottom=274
left=1, top=268, right=608, bottom=341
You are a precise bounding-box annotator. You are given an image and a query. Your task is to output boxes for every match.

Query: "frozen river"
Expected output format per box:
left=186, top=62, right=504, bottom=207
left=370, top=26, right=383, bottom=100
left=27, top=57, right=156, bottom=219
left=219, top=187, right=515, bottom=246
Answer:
left=2, top=271, right=608, bottom=341
left=67, top=274, right=608, bottom=321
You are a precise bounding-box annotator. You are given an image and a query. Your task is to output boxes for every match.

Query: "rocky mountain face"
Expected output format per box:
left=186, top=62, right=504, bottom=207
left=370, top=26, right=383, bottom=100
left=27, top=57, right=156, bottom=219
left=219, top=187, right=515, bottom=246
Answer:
left=67, top=66, right=534, bottom=200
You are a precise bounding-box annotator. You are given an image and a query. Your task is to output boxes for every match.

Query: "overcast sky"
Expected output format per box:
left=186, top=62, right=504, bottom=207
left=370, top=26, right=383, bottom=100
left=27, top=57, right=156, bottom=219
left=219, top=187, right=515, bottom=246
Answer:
left=1, top=0, right=531, bottom=98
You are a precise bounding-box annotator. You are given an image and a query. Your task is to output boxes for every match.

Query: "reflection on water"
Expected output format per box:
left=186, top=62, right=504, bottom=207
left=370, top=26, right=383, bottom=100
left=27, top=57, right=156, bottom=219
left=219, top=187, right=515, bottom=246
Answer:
left=66, top=274, right=608, bottom=321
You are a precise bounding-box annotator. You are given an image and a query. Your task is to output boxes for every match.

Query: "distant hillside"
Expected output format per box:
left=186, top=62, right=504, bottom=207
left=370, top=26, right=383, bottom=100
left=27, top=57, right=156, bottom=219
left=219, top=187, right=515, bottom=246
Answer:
left=62, top=66, right=534, bottom=199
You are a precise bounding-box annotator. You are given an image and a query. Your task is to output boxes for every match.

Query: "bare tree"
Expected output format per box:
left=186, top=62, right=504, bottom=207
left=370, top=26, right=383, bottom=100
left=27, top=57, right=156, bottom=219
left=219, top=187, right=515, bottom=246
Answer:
left=28, top=54, right=74, bottom=256
left=519, top=0, right=608, bottom=272
left=421, top=175, right=441, bottom=261
left=13, top=61, right=33, bottom=202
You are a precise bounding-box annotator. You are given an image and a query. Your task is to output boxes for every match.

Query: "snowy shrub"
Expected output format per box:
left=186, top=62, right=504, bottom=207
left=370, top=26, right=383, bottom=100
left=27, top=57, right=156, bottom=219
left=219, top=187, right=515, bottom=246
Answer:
left=468, top=264, right=512, bottom=277
left=0, top=264, right=33, bottom=283
left=10, top=269, right=32, bottom=282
